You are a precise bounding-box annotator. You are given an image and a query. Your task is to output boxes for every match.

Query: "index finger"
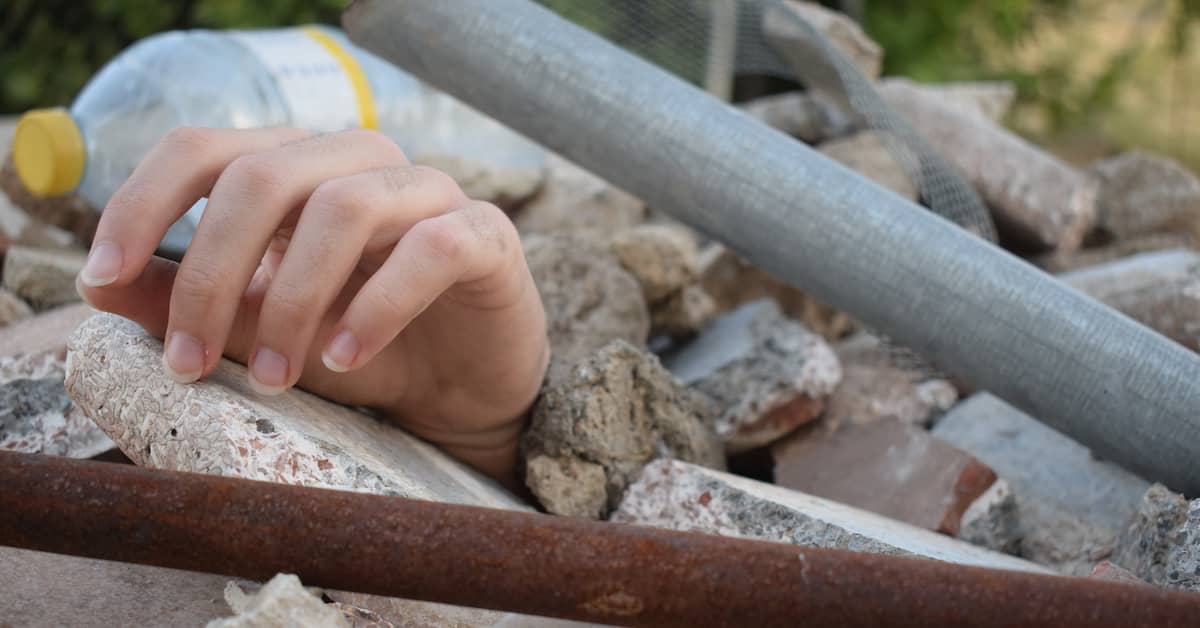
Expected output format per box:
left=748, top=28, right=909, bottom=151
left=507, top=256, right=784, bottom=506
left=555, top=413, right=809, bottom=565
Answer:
left=80, top=126, right=312, bottom=288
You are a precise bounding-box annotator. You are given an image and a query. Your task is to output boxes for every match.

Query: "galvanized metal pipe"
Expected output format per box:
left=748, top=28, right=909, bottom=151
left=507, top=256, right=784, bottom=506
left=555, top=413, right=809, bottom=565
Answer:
left=3, top=452, right=1199, bottom=628
left=342, top=0, right=1200, bottom=493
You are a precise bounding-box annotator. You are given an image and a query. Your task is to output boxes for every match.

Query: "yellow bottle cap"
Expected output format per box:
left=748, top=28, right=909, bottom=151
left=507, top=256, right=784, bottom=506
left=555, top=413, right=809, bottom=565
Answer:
left=13, top=108, right=85, bottom=197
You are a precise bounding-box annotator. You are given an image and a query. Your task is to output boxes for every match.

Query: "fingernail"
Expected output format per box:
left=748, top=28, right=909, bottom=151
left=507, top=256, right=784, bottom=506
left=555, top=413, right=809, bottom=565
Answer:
left=322, top=330, right=360, bottom=372
left=80, top=240, right=122, bottom=287
left=249, top=347, right=289, bottom=395
left=163, top=331, right=205, bottom=383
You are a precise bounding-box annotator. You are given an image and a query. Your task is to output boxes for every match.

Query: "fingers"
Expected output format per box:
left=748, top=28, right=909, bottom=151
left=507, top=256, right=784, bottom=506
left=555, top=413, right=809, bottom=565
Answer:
left=321, top=201, right=519, bottom=375
left=163, top=129, right=409, bottom=383
left=82, top=127, right=312, bottom=289
left=246, top=165, right=468, bottom=394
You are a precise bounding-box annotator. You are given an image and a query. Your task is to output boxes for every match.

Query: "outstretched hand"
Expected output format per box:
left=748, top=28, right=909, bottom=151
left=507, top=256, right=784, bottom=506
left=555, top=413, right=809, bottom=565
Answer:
left=77, top=127, right=549, bottom=487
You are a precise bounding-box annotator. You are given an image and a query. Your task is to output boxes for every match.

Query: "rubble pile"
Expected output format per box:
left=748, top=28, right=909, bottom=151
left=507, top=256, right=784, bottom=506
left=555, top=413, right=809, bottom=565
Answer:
left=5, top=2, right=1200, bottom=623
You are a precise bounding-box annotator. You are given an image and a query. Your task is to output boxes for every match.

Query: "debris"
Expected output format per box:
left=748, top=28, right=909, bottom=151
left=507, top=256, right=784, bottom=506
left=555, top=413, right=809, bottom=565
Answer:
left=611, top=459, right=1049, bottom=573
left=763, top=1, right=883, bottom=80
left=521, top=339, right=723, bottom=517
left=1112, top=484, right=1190, bottom=585
left=0, top=287, right=33, bottom=327
left=818, top=131, right=918, bottom=201
left=414, top=154, right=543, bottom=212
left=661, top=299, right=840, bottom=451
left=1089, top=561, right=1149, bottom=586
left=1034, top=231, right=1194, bottom=274
left=208, top=574, right=348, bottom=628
left=772, top=418, right=999, bottom=535
left=0, top=302, right=94, bottom=355
left=740, top=91, right=854, bottom=143
left=523, top=233, right=649, bottom=380
left=881, top=78, right=1016, bottom=122
left=821, top=362, right=957, bottom=429
left=1, top=349, right=114, bottom=458
left=64, top=313, right=529, bottom=510
left=1088, top=151, right=1200, bottom=241
left=0, top=157, right=98, bottom=246
left=933, top=393, right=1150, bottom=574
left=958, top=480, right=1022, bottom=554
left=649, top=283, right=718, bottom=337
left=1059, top=249, right=1200, bottom=351
left=514, top=154, right=645, bottom=235
left=610, top=223, right=717, bottom=337
left=1, top=244, right=86, bottom=310
left=880, top=80, right=1097, bottom=251
left=1165, top=500, right=1200, bottom=592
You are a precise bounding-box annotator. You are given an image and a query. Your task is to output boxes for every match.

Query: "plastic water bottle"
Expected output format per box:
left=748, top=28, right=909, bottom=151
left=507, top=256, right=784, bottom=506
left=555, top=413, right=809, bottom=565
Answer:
left=11, top=25, right=545, bottom=253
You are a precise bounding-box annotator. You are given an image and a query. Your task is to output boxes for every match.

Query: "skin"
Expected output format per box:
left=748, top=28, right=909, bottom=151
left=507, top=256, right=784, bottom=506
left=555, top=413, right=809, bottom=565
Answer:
left=76, top=126, right=549, bottom=490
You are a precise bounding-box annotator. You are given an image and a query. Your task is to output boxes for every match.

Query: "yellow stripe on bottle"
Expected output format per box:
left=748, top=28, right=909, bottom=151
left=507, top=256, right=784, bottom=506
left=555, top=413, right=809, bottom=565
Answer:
left=302, top=26, right=378, bottom=130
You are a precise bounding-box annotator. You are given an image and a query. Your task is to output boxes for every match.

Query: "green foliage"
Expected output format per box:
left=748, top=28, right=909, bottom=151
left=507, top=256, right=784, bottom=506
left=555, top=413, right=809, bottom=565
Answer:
left=0, top=0, right=345, bottom=114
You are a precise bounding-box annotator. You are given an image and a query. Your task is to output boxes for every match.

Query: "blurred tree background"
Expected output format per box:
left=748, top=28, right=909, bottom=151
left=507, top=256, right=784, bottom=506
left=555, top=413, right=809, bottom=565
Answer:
left=3, top=0, right=1199, bottom=168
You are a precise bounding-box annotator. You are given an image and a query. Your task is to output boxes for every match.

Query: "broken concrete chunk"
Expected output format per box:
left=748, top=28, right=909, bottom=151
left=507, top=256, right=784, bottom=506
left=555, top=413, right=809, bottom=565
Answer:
left=933, top=393, right=1150, bottom=575
left=649, top=283, right=717, bottom=338
left=524, top=234, right=650, bottom=380
left=610, top=224, right=700, bottom=303
left=515, top=154, right=645, bottom=235
left=1, top=348, right=114, bottom=458
left=880, top=80, right=1097, bottom=251
left=0, top=287, right=32, bottom=327
left=65, top=313, right=529, bottom=511
left=522, top=339, right=723, bottom=517
left=208, top=574, right=348, bottom=628
left=1165, top=500, right=1200, bottom=591
left=1088, top=151, right=1200, bottom=240
left=763, top=1, right=883, bottom=80
left=662, top=299, right=840, bottom=452
left=1034, top=231, right=1194, bottom=274
left=612, top=459, right=1049, bottom=573
left=2, top=244, right=86, bottom=310
left=1060, top=249, right=1200, bottom=351
left=821, top=362, right=957, bottom=430
left=772, top=418, right=998, bottom=536
left=881, top=78, right=1016, bottom=122
left=0, top=301, right=94, bottom=355
left=818, top=131, right=918, bottom=201
left=1112, top=484, right=1190, bottom=585
left=959, top=479, right=1022, bottom=554
left=740, top=91, right=854, bottom=143
left=414, top=154, right=543, bottom=212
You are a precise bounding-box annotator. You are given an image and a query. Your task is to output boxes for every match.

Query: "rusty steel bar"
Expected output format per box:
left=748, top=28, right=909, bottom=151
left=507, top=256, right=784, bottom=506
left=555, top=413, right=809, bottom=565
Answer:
left=1, top=452, right=1198, bottom=627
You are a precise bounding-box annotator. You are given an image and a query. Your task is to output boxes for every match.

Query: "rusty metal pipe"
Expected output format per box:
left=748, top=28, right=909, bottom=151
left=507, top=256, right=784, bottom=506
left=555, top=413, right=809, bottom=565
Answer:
left=2, top=452, right=1198, bottom=627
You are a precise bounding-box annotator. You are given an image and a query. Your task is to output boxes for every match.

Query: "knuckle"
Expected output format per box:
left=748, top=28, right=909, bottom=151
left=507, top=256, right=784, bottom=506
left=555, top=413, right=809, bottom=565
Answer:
left=309, top=178, right=375, bottom=225
left=223, top=154, right=287, bottom=196
left=341, top=127, right=408, bottom=163
left=411, top=165, right=467, bottom=203
left=412, top=217, right=464, bottom=262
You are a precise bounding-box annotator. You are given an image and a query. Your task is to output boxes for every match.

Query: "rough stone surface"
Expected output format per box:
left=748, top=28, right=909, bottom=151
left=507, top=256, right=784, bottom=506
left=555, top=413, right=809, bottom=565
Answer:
left=661, top=299, right=840, bottom=452
left=818, top=131, right=918, bottom=201
left=2, top=244, right=86, bottom=310
left=881, top=78, right=1016, bottom=122
left=515, top=154, right=645, bottom=235
left=698, top=244, right=854, bottom=341
left=332, top=592, right=602, bottom=628
left=612, top=459, right=1049, bottom=573
left=764, top=1, right=883, bottom=79
left=772, top=418, right=999, bottom=535
left=934, top=393, right=1151, bottom=575
left=414, top=153, right=543, bottom=212
left=649, top=283, right=718, bottom=338
left=881, top=80, right=1097, bottom=251
left=958, top=479, right=1022, bottom=554
left=1165, top=500, right=1200, bottom=591
left=1088, top=150, right=1200, bottom=240
left=610, top=224, right=700, bottom=303
left=0, top=302, right=94, bottom=355
left=65, top=313, right=530, bottom=510
left=1034, top=231, right=1194, bottom=274
left=740, top=91, right=854, bottom=143
left=1112, top=484, right=1190, bottom=585
left=522, top=339, right=723, bottom=517
left=524, top=453, right=609, bottom=519
left=208, top=574, right=348, bottom=628
left=821, top=362, right=957, bottom=430
left=0, top=286, right=33, bottom=327
left=1, top=348, right=114, bottom=457
left=1059, top=248, right=1200, bottom=351
left=524, top=234, right=650, bottom=381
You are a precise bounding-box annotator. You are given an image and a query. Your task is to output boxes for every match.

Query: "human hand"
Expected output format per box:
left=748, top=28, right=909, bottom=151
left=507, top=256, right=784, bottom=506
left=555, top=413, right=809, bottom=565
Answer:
left=76, top=127, right=549, bottom=487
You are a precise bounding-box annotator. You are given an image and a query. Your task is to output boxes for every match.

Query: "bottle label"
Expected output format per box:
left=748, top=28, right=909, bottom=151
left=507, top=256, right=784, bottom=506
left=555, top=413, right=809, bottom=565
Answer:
left=231, top=27, right=376, bottom=132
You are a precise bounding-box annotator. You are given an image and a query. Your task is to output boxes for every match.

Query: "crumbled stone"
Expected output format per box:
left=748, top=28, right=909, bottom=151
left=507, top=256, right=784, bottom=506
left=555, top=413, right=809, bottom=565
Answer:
left=698, top=244, right=854, bottom=341
left=821, top=363, right=957, bottom=430
left=2, top=244, right=85, bottom=310
left=934, top=393, right=1150, bottom=575
left=612, top=459, right=1049, bottom=573
left=772, top=418, right=999, bottom=535
left=1112, top=484, right=1190, bottom=585
left=515, top=155, right=645, bottom=235
left=0, top=287, right=32, bottom=327
left=959, top=480, right=1022, bottom=554
left=661, top=299, right=840, bottom=452
left=649, top=283, right=717, bottom=338
left=414, top=153, right=543, bottom=212
left=1088, top=151, right=1200, bottom=241
left=208, top=574, right=348, bottom=628
left=65, top=313, right=530, bottom=510
left=819, top=131, right=918, bottom=201
left=763, top=1, right=883, bottom=79
left=610, top=224, right=700, bottom=303
left=522, top=339, right=723, bottom=517
left=1165, top=500, right=1200, bottom=591
left=740, top=91, right=854, bottom=143
left=0, top=302, right=94, bottom=355
left=524, top=234, right=650, bottom=380
left=1, top=350, right=114, bottom=458
left=881, top=78, right=1016, bottom=122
